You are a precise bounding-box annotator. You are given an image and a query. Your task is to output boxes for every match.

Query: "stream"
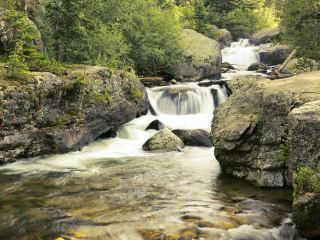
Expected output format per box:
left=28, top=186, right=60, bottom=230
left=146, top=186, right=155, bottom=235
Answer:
left=0, top=40, right=301, bottom=240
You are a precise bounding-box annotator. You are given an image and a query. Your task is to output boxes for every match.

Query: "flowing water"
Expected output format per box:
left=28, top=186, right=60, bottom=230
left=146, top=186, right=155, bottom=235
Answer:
left=0, top=42, right=300, bottom=240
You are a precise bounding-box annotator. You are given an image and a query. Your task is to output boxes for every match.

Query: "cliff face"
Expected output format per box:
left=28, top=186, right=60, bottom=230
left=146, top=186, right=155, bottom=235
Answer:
left=0, top=68, right=148, bottom=164
left=210, top=72, right=320, bottom=238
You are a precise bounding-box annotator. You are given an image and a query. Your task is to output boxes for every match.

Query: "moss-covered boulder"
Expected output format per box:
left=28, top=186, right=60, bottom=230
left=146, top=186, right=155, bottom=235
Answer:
left=0, top=67, right=148, bottom=164
left=211, top=72, right=320, bottom=238
left=172, top=29, right=222, bottom=81
left=249, top=27, right=281, bottom=45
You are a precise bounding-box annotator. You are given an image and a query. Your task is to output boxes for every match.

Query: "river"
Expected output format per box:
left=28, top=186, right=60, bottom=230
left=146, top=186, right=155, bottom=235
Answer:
left=0, top=40, right=301, bottom=240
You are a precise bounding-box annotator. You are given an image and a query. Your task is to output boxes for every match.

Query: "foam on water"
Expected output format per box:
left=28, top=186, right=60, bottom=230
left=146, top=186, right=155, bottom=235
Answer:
left=222, top=39, right=260, bottom=71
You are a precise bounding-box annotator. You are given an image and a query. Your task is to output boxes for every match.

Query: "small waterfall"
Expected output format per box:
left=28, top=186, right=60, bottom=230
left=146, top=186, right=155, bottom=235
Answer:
left=222, top=39, right=260, bottom=70
left=147, top=84, right=227, bottom=115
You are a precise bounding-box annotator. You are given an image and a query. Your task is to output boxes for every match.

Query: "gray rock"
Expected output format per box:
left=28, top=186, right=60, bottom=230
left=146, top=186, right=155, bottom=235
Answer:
left=172, top=129, right=213, bottom=147
left=146, top=120, right=165, bottom=131
left=249, top=27, right=281, bottom=45
left=247, top=63, right=260, bottom=71
left=142, top=129, right=185, bottom=152
left=172, top=29, right=222, bottom=81
left=259, top=45, right=291, bottom=66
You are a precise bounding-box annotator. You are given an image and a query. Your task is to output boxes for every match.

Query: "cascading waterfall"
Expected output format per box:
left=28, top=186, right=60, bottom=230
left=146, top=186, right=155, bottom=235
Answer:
left=222, top=39, right=260, bottom=71
left=147, top=84, right=227, bottom=115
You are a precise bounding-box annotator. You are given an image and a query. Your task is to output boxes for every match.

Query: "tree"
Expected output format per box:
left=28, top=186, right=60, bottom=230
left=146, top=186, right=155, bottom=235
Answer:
left=6, top=40, right=30, bottom=79
left=282, top=0, right=320, bottom=61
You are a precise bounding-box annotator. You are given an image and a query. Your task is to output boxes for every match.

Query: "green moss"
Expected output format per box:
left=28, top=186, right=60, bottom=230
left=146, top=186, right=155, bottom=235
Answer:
left=295, top=166, right=320, bottom=196
left=130, top=88, right=144, bottom=99
left=279, top=125, right=289, bottom=162
left=50, top=114, right=71, bottom=126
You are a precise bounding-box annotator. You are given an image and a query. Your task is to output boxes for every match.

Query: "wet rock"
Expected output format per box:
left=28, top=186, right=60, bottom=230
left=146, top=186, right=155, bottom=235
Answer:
left=172, top=129, right=213, bottom=147
left=259, top=45, right=291, bottom=66
left=247, top=63, right=260, bottom=71
left=142, top=129, right=185, bottom=152
left=172, top=29, right=222, bottom=81
left=293, top=192, right=320, bottom=239
left=222, top=62, right=235, bottom=70
left=146, top=120, right=165, bottom=131
left=169, top=79, right=177, bottom=85
left=249, top=27, right=281, bottom=45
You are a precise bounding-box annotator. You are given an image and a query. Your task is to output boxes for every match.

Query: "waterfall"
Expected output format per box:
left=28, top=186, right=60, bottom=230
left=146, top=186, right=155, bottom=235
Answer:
left=222, top=39, right=260, bottom=70
left=147, top=84, right=227, bottom=116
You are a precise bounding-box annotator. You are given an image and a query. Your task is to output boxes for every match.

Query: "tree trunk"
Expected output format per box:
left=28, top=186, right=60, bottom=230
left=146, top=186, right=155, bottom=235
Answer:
left=278, top=48, right=298, bottom=73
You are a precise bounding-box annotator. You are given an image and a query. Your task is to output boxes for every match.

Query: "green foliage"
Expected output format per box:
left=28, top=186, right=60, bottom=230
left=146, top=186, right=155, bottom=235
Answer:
left=295, top=166, right=320, bottom=196
left=282, top=0, right=320, bottom=61
left=5, top=40, right=30, bottom=80
left=290, top=58, right=320, bottom=74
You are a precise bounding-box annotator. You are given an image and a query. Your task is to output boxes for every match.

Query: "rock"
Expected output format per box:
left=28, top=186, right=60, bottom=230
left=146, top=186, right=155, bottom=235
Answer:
left=142, top=129, right=185, bottom=152
left=259, top=44, right=291, bottom=66
left=169, top=79, right=177, bottom=85
left=209, top=25, right=232, bottom=48
left=293, top=193, right=320, bottom=239
left=0, top=68, right=148, bottom=164
left=211, top=72, right=320, bottom=187
left=247, top=63, right=260, bottom=71
left=222, top=68, right=229, bottom=73
left=146, top=120, right=165, bottom=131
left=172, top=129, right=213, bottom=147
left=211, top=71, right=320, bottom=238
left=249, top=27, right=281, bottom=45
left=139, top=77, right=169, bottom=88
left=172, top=29, right=222, bottom=81
left=222, top=62, right=235, bottom=70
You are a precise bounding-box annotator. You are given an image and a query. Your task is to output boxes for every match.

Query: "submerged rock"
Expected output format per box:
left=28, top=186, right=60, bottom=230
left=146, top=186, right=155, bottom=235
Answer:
left=0, top=68, right=148, bottom=164
left=172, top=129, right=213, bottom=147
left=142, top=129, right=185, bottom=152
left=146, top=120, right=165, bottom=131
left=172, top=29, right=222, bottom=81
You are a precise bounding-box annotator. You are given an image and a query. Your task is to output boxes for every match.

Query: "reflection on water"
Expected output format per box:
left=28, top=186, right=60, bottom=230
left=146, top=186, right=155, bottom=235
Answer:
left=0, top=147, right=298, bottom=240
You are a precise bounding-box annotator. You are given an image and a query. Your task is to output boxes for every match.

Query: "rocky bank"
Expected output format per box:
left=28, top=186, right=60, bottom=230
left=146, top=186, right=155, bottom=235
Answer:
left=0, top=67, right=148, bottom=164
left=211, top=71, right=320, bottom=238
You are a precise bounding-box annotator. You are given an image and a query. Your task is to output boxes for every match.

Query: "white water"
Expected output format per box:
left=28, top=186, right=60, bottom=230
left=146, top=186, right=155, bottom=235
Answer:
left=222, top=39, right=260, bottom=71
left=1, top=84, right=227, bottom=173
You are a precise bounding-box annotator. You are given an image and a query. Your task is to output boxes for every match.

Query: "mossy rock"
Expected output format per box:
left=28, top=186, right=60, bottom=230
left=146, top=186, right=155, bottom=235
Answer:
left=172, top=29, right=222, bottom=81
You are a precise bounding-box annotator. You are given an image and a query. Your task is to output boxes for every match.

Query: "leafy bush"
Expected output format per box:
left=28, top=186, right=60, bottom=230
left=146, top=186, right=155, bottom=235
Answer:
left=295, top=166, right=320, bottom=196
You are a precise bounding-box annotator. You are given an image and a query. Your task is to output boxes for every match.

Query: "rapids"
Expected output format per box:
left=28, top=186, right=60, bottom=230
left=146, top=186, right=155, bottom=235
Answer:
left=0, top=41, right=301, bottom=240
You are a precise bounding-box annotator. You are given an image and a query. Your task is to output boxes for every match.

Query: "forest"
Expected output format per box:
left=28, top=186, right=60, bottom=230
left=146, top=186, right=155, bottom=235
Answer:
left=0, top=0, right=319, bottom=79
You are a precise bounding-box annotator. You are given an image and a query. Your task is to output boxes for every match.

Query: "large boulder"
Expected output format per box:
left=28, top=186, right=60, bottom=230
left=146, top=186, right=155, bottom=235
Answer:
left=172, top=129, right=213, bottom=147
left=172, top=29, right=222, bottom=81
left=249, top=27, right=281, bottom=45
left=142, top=129, right=185, bottom=152
left=259, top=44, right=291, bottom=66
left=211, top=72, right=320, bottom=238
left=288, top=101, right=320, bottom=238
left=0, top=68, right=148, bottom=164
